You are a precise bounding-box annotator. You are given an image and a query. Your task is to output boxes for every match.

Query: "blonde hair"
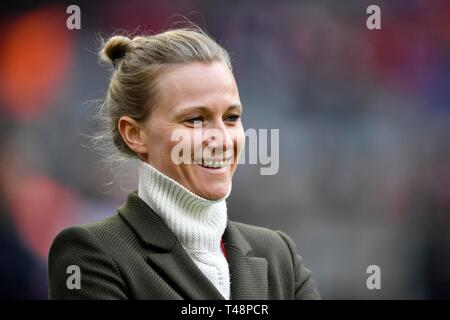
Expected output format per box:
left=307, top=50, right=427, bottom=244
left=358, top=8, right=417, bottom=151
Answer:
left=91, top=26, right=232, bottom=171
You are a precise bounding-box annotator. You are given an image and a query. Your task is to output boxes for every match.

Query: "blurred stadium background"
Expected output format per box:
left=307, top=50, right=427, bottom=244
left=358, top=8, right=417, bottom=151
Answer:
left=0, top=0, right=449, bottom=299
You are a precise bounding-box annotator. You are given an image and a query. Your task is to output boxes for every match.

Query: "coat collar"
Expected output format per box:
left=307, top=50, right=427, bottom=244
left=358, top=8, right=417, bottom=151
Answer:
left=118, top=190, right=176, bottom=251
left=118, top=191, right=268, bottom=300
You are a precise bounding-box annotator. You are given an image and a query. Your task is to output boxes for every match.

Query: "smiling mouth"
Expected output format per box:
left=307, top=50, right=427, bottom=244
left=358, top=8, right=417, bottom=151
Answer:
left=200, top=157, right=232, bottom=169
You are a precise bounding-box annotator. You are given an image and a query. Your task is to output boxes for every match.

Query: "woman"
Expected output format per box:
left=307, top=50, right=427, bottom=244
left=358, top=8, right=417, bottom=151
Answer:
left=48, top=27, right=320, bottom=300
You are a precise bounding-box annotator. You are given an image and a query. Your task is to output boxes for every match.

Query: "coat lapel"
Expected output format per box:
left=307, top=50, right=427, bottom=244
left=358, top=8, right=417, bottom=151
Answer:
left=145, top=244, right=225, bottom=300
left=118, top=191, right=268, bottom=300
left=223, top=222, right=269, bottom=300
left=118, top=191, right=225, bottom=300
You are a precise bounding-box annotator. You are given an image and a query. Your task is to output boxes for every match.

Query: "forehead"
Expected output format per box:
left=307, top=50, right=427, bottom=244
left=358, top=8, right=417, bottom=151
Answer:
left=155, top=61, right=240, bottom=112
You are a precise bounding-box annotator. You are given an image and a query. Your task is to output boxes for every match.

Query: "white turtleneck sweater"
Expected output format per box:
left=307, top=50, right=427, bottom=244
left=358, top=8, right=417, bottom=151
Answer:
left=137, top=159, right=231, bottom=299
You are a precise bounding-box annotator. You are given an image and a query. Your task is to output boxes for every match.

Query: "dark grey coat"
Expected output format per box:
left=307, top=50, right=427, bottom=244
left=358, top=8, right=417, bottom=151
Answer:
left=48, top=191, right=320, bottom=300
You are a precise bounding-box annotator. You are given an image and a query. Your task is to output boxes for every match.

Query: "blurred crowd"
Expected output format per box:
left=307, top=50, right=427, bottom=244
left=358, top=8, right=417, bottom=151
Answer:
left=0, top=0, right=449, bottom=299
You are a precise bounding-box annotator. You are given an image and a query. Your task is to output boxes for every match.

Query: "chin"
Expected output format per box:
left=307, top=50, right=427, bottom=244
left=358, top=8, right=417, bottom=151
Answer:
left=196, top=183, right=230, bottom=200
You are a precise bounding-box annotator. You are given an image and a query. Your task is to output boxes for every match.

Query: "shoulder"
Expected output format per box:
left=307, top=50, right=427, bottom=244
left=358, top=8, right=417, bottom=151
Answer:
left=229, top=220, right=321, bottom=300
left=230, top=220, right=286, bottom=241
left=54, top=213, right=125, bottom=241
left=48, top=215, right=129, bottom=299
left=49, top=214, right=122, bottom=258
left=48, top=213, right=131, bottom=264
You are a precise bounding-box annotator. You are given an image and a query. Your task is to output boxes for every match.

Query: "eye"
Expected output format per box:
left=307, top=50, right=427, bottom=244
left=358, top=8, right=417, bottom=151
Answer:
left=185, top=116, right=204, bottom=125
left=225, top=114, right=241, bottom=122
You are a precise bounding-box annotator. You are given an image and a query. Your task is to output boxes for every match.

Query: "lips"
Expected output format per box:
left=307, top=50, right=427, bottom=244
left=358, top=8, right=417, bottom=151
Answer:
left=200, top=157, right=232, bottom=168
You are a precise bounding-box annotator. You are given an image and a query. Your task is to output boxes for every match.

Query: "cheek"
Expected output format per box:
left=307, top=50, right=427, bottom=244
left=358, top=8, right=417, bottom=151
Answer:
left=233, top=126, right=245, bottom=156
left=168, top=127, right=198, bottom=162
left=147, top=126, right=175, bottom=160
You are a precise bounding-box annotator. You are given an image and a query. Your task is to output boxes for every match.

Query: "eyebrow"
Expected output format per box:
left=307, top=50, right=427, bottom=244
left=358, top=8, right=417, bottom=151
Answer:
left=178, top=104, right=242, bottom=115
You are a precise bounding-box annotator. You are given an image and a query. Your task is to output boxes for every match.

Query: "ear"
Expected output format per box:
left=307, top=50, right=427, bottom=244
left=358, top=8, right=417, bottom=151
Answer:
left=117, top=116, right=148, bottom=157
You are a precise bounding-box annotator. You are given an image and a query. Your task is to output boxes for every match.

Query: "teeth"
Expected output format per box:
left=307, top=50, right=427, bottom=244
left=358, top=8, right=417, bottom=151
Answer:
left=202, top=158, right=231, bottom=168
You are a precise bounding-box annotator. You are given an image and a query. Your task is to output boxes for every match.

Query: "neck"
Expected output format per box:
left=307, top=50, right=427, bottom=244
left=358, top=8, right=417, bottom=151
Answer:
left=137, top=159, right=231, bottom=252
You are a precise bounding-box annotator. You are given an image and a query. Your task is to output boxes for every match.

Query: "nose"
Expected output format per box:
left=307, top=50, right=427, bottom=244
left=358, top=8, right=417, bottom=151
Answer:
left=203, top=120, right=233, bottom=159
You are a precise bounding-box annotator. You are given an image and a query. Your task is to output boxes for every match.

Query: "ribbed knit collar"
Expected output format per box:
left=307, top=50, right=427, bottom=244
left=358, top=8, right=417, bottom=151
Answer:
left=137, top=159, right=230, bottom=252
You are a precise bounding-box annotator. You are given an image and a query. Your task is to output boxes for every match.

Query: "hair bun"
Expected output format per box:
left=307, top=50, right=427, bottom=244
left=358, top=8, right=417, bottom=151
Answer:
left=100, top=35, right=133, bottom=67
